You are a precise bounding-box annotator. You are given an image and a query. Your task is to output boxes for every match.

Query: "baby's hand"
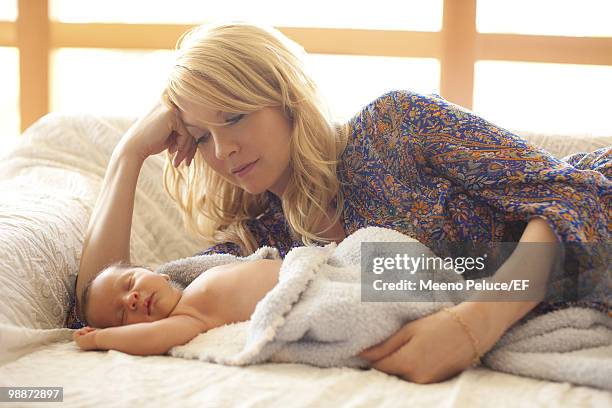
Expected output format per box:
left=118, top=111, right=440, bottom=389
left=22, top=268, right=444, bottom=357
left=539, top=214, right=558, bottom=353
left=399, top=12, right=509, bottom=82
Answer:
left=73, top=326, right=99, bottom=351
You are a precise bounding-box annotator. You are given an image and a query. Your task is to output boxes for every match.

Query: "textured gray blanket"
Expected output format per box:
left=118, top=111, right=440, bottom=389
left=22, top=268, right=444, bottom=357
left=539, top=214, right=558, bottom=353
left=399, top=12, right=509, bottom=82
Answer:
left=158, top=227, right=612, bottom=390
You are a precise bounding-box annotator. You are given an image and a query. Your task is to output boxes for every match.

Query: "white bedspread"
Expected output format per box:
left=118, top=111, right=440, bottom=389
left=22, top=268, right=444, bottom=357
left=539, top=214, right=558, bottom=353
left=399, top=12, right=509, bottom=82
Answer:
left=1, top=325, right=611, bottom=407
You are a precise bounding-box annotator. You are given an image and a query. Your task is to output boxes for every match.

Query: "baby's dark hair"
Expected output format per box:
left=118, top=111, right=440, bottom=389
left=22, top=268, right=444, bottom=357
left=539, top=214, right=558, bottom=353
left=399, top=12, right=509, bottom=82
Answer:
left=78, top=261, right=149, bottom=326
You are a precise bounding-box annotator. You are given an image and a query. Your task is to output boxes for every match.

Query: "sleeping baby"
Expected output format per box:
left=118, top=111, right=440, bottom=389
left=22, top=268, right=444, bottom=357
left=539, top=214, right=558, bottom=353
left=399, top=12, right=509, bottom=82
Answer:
left=73, top=258, right=283, bottom=355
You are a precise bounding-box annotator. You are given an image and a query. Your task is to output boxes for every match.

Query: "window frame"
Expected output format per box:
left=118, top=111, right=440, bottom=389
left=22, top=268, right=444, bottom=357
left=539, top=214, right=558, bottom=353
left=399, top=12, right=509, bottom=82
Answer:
left=1, top=0, right=611, bottom=132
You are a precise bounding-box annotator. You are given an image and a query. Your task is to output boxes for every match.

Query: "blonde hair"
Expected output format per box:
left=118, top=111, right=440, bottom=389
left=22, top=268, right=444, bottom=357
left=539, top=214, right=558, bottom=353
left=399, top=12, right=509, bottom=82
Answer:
left=162, top=21, right=349, bottom=256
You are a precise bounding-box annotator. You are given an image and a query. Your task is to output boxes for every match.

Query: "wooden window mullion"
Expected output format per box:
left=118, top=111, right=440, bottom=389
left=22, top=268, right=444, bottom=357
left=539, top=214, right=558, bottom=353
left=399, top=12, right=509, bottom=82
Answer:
left=17, top=0, right=49, bottom=132
left=440, top=0, right=477, bottom=109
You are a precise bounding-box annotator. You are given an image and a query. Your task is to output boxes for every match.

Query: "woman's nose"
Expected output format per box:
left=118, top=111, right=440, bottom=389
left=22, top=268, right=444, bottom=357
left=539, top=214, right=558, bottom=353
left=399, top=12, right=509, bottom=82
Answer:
left=212, top=135, right=239, bottom=160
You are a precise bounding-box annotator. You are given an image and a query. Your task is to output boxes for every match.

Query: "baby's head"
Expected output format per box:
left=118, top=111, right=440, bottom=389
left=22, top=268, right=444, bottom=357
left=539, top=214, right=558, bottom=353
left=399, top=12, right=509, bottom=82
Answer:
left=79, top=261, right=183, bottom=328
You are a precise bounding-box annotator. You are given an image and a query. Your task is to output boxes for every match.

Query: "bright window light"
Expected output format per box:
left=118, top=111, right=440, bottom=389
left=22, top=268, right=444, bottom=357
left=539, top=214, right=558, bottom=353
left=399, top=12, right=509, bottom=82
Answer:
left=477, top=0, right=612, bottom=37
left=473, top=61, right=612, bottom=136
left=0, top=48, right=20, bottom=152
left=0, top=0, right=17, bottom=21
left=307, top=55, right=440, bottom=121
left=50, top=0, right=442, bottom=31
left=51, top=49, right=176, bottom=117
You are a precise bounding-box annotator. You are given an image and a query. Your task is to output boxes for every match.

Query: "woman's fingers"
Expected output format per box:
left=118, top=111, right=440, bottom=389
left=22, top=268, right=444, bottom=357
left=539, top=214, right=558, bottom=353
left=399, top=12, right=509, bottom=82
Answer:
left=176, top=131, right=192, bottom=153
left=172, top=109, right=193, bottom=149
left=172, top=107, right=186, bottom=131
left=168, top=108, right=201, bottom=167
left=171, top=135, right=197, bottom=167
left=166, top=131, right=179, bottom=155
left=370, top=352, right=408, bottom=378
left=172, top=149, right=183, bottom=167
left=166, top=110, right=193, bottom=165
left=166, top=114, right=194, bottom=167
left=186, top=137, right=198, bottom=167
left=359, top=324, right=413, bottom=362
left=168, top=137, right=177, bottom=155
left=170, top=132, right=186, bottom=167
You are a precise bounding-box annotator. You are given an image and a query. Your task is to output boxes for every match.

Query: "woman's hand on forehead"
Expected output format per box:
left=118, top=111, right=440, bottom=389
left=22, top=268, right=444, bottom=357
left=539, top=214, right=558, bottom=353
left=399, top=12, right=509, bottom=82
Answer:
left=168, top=109, right=199, bottom=167
left=115, top=98, right=197, bottom=167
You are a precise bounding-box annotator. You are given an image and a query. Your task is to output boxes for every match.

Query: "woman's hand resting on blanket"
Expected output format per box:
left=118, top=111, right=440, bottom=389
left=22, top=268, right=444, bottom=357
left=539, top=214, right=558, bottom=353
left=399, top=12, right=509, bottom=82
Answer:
left=359, top=302, right=505, bottom=384
left=73, top=326, right=99, bottom=351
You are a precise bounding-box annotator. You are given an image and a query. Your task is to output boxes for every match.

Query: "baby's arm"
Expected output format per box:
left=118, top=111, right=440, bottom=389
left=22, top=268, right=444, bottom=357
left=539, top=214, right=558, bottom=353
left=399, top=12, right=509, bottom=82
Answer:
left=73, top=315, right=205, bottom=355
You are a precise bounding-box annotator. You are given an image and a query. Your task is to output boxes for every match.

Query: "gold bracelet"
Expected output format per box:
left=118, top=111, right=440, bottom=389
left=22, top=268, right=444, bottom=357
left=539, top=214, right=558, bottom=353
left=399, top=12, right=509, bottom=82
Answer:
left=442, top=307, right=482, bottom=367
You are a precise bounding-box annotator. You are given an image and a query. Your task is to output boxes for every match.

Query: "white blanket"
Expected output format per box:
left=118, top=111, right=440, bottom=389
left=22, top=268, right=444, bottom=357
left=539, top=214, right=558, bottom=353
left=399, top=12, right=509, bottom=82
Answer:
left=168, top=227, right=612, bottom=390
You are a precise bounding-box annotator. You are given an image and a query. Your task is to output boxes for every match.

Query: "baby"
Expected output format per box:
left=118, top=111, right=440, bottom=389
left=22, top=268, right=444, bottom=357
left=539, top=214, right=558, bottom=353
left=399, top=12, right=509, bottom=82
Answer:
left=73, top=258, right=282, bottom=355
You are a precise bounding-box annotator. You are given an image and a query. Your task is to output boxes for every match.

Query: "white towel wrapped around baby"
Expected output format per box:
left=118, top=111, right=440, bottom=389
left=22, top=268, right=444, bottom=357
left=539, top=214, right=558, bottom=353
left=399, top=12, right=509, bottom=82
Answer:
left=157, top=226, right=612, bottom=390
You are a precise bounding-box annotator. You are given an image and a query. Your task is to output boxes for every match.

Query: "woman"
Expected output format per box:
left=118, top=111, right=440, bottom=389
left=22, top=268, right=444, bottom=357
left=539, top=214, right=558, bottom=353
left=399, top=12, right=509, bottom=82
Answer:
left=73, top=21, right=610, bottom=384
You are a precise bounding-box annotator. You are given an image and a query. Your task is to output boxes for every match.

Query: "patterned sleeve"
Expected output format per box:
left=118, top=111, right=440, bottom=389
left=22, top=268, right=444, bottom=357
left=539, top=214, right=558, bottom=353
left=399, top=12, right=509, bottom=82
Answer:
left=390, top=90, right=610, bottom=244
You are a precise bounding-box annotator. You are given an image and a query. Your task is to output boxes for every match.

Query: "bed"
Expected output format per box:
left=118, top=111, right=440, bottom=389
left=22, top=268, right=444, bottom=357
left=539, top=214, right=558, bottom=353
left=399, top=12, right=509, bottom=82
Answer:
left=0, top=113, right=610, bottom=407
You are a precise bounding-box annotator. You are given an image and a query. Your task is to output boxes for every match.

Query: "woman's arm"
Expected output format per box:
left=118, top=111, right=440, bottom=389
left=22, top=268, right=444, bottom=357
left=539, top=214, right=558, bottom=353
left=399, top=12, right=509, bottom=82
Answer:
left=450, top=216, right=562, bottom=359
left=472, top=216, right=560, bottom=331
left=74, top=315, right=206, bottom=355
left=359, top=217, right=561, bottom=384
left=76, top=100, right=198, bottom=305
left=76, top=148, right=143, bottom=305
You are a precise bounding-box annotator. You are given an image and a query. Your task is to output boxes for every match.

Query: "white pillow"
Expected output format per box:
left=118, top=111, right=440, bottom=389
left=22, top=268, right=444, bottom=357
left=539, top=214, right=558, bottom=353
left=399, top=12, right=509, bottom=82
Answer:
left=0, top=179, right=91, bottom=327
left=0, top=113, right=202, bottom=329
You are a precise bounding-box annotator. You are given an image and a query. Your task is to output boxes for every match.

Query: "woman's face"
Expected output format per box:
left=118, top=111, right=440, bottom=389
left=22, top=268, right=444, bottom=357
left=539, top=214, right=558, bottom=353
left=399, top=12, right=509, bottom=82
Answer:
left=176, top=96, right=292, bottom=197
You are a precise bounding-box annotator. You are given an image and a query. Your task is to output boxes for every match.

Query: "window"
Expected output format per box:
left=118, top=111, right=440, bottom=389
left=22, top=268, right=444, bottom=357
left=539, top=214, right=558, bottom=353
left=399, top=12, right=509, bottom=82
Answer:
left=477, top=0, right=612, bottom=37
left=0, top=0, right=17, bottom=21
left=47, top=1, right=443, bottom=121
left=308, top=54, right=439, bottom=121
left=475, top=0, right=612, bottom=135
left=51, top=49, right=176, bottom=116
left=473, top=61, right=612, bottom=135
left=51, top=0, right=442, bottom=31
left=8, top=1, right=611, bottom=140
left=0, top=48, right=20, bottom=152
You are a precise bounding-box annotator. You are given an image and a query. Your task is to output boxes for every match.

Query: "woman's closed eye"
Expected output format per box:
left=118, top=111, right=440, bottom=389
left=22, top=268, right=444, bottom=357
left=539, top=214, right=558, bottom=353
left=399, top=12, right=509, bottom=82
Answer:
left=227, top=113, right=245, bottom=124
left=194, top=114, right=245, bottom=145
left=195, top=134, right=209, bottom=145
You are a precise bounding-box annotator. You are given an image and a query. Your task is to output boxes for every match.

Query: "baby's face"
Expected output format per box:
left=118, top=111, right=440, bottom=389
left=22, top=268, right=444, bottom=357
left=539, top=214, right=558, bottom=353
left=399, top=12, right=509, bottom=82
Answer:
left=86, top=266, right=182, bottom=328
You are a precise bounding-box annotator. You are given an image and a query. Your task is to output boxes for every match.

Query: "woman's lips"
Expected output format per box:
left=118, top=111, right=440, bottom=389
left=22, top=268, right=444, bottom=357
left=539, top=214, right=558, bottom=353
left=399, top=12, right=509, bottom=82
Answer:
left=233, top=160, right=257, bottom=177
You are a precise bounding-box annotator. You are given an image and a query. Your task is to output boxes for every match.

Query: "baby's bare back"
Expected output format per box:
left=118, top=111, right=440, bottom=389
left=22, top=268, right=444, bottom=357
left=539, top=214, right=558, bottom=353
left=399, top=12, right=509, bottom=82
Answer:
left=171, top=259, right=282, bottom=330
